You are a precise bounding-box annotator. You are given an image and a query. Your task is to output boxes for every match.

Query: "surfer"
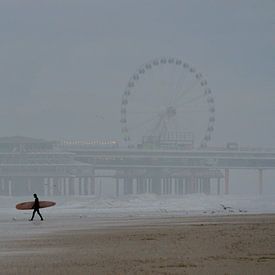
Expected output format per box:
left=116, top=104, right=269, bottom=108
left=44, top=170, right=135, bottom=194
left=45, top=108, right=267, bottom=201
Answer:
left=29, top=193, right=44, bottom=221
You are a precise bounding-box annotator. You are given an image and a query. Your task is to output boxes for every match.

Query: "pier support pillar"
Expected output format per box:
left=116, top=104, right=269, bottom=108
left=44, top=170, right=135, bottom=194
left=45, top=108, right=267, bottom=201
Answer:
left=217, top=177, right=221, bottom=195
left=49, top=177, right=54, bottom=196
left=60, top=177, right=65, bottom=196
left=152, top=175, right=161, bottom=195
left=80, top=177, right=85, bottom=195
left=116, top=178, right=120, bottom=197
left=65, top=178, right=70, bottom=196
left=74, top=177, right=80, bottom=195
left=123, top=177, right=133, bottom=195
left=43, top=177, right=49, bottom=196
left=224, top=168, right=229, bottom=195
left=147, top=178, right=152, bottom=193
left=0, top=178, right=5, bottom=195
left=259, top=169, right=263, bottom=195
left=8, top=179, right=12, bottom=196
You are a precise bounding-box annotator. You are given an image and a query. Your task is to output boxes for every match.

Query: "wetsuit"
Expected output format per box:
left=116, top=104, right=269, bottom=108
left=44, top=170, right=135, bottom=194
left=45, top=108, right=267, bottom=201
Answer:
left=30, top=197, right=43, bottom=221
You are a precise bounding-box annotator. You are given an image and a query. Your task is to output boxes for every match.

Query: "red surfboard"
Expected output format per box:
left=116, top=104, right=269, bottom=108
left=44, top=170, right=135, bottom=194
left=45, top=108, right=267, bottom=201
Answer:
left=16, top=201, right=56, bottom=210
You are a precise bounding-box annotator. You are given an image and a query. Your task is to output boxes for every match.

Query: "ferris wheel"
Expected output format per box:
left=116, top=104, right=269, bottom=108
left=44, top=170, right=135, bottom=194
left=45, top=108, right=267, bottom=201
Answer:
left=120, top=57, right=215, bottom=148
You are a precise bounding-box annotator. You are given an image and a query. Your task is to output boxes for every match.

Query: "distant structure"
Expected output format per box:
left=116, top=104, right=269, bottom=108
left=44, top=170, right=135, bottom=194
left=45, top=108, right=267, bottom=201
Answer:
left=62, top=140, right=275, bottom=196
left=120, top=57, right=215, bottom=149
left=117, top=57, right=219, bottom=195
left=0, top=136, right=95, bottom=196
left=1, top=58, right=274, bottom=197
left=1, top=136, right=275, bottom=196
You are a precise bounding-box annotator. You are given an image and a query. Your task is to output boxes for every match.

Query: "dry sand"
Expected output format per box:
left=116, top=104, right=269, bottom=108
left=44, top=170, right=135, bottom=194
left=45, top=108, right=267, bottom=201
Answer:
left=1, top=214, right=275, bottom=275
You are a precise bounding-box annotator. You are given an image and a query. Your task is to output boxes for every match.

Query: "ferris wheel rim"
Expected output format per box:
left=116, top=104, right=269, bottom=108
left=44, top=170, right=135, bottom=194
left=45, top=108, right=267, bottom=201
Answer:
left=120, top=57, right=215, bottom=148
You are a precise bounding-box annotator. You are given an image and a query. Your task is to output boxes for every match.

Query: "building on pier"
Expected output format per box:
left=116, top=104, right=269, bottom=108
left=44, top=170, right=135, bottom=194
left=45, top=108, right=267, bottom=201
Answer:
left=0, top=137, right=95, bottom=196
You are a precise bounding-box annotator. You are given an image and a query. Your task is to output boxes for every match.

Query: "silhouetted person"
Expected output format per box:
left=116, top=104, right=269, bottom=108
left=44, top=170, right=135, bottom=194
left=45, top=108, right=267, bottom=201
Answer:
left=29, top=193, right=43, bottom=221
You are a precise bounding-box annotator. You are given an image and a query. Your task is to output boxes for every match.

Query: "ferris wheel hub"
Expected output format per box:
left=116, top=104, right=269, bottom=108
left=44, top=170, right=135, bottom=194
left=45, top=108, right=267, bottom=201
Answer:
left=165, top=106, right=177, bottom=119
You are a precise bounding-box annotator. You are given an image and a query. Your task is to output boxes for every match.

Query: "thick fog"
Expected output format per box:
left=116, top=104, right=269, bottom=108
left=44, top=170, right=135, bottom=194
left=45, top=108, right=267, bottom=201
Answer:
left=0, top=1, right=274, bottom=194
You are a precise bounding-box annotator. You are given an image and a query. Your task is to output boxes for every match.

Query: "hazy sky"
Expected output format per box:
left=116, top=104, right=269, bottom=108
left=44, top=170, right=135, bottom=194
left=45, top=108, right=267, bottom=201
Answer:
left=0, top=0, right=274, bottom=147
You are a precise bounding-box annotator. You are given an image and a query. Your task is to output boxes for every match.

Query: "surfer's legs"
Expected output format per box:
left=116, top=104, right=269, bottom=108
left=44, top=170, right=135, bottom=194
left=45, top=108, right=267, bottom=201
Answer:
left=37, top=209, right=43, bottom=220
left=29, top=209, right=36, bottom=221
left=29, top=209, right=43, bottom=221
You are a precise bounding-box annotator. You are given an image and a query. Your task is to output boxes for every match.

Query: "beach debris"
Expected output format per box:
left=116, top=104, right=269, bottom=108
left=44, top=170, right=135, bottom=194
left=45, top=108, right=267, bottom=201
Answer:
left=220, top=204, right=232, bottom=210
left=160, top=208, right=168, bottom=213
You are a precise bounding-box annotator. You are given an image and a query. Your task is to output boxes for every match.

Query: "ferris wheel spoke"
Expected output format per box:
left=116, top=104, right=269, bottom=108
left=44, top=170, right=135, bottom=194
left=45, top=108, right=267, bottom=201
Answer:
left=175, top=99, right=207, bottom=111
left=169, top=71, right=188, bottom=105
left=169, top=116, right=180, bottom=133
left=128, top=113, right=160, bottom=133
left=176, top=108, right=209, bottom=113
left=171, top=79, right=201, bottom=106
left=174, top=94, right=205, bottom=109
left=166, top=68, right=184, bottom=104
left=127, top=110, right=160, bottom=115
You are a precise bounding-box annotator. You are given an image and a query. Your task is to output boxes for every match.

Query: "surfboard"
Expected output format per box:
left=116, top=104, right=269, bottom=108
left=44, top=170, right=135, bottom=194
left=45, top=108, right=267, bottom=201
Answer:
left=16, top=201, right=56, bottom=210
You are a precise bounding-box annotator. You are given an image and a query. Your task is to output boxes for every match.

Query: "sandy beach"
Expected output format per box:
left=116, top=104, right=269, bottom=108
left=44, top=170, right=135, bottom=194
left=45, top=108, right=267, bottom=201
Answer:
left=1, top=214, right=275, bottom=275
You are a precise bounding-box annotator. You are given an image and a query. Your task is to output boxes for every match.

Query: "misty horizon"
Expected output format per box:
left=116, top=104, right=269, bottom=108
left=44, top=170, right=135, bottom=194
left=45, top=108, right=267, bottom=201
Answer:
left=0, top=1, right=274, bottom=148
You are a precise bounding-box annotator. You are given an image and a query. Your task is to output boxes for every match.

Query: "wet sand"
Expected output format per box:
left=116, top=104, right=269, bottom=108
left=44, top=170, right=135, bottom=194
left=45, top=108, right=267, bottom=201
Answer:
left=1, top=214, right=275, bottom=275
